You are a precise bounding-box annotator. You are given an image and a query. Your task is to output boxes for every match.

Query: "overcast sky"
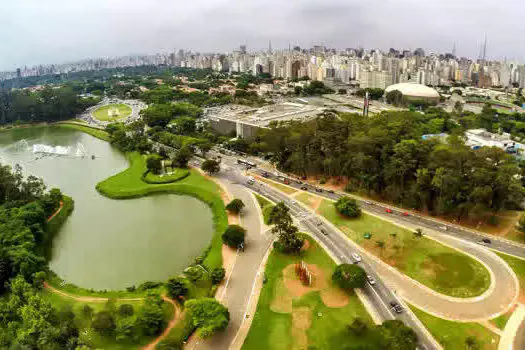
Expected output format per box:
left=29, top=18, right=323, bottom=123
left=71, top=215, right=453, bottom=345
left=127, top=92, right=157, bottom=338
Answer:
left=1, top=0, right=524, bottom=71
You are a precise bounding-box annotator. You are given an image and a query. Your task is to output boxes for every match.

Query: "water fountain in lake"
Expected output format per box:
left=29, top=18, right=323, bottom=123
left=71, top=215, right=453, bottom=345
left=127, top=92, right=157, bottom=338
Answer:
left=32, top=142, right=88, bottom=158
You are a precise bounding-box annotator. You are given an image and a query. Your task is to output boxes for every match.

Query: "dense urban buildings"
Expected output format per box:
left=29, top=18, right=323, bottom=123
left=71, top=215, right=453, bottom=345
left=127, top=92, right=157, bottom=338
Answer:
left=3, top=45, right=525, bottom=92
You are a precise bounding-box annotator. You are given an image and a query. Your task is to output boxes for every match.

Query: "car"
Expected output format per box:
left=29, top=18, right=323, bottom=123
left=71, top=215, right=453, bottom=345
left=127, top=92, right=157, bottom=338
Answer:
left=365, top=200, right=373, bottom=205
left=262, top=172, right=270, bottom=178
left=315, top=188, right=323, bottom=192
left=301, top=176, right=307, bottom=180
left=320, top=229, right=327, bottom=235
left=291, top=200, right=297, bottom=205
left=367, top=275, right=376, bottom=285
left=296, top=180, right=303, bottom=184
left=327, top=190, right=335, bottom=194
left=351, top=253, right=362, bottom=262
left=300, top=212, right=307, bottom=218
left=300, top=186, right=308, bottom=190
left=440, top=225, right=448, bottom=231
left=385, top=208, right=393, bottom=213
left=284, top=179, right=290, bottom=184
left=316, top=220, right=322, bottom=226
left=481, top=238, right=492, bottom=244
left=390, top=301, right=403, bottom=314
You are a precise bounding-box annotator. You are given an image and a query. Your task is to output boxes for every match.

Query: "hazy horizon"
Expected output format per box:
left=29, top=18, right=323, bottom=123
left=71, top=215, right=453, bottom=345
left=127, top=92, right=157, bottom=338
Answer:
left=2, top=0, right=525, bottom=71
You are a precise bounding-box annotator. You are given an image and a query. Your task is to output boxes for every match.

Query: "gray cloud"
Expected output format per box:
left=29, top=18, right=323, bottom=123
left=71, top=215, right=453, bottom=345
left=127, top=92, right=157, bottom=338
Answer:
left=0, top=0, right=524, bottom=70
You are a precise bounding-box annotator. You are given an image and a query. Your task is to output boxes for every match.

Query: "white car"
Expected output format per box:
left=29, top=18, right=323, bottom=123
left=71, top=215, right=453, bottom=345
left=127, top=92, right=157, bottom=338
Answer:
left=440, top=225, right=448, bottom=231
left=351, top=253, right=362, bottom=263
left=367, top=275, right=376, bottom=285
left=291, top=200, right=297, bottom=205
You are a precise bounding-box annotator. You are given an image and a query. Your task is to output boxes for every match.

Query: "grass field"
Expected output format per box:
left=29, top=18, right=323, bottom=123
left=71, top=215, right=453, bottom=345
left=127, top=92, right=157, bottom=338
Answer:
left=56, top=122, right=110, bottom=142
left=317, top=199, right=490, bottom=298
left=496, top=253, right=525, bottom=303
left=93, top=104, right=132, bottom=122
left=410, top=305, right=499, bottom=349
left=43, top=289, right=174, bottom=349
left=242, top=236, right=376, bottom=350
left=143, top=168, right=190, bottom=184
left=96, top=152, right=227, bottom=271
left=254, top=193, right=275, bottom=225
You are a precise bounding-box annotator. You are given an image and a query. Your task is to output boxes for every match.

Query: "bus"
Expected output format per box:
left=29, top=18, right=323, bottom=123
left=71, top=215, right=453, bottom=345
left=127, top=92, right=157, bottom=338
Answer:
left=237, top=159, right=257, bottom=168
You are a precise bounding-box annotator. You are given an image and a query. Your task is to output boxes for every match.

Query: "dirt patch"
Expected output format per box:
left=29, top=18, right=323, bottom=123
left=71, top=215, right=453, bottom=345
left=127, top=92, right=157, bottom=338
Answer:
left=292, top=307, right=312, bottom=350
left=270, top=279, right=293, bottom=314
left=300, top=239, right=311, bottom=252
left=282, top=264, right=328, bottom=298
left=228, top=212, right=239, bottom=225
left=320, top=286, right=350, bottom=308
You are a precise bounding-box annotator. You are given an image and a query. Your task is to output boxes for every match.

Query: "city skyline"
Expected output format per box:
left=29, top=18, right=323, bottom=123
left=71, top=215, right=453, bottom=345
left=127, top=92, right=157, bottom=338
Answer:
left=2, top=0, right=525, bottom=71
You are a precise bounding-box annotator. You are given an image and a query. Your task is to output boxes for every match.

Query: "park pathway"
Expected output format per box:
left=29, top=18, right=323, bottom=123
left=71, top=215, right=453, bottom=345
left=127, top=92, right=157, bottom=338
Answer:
left=42, top=282, right=180, bottom=349
left=189, top=170, right=271, bottom=350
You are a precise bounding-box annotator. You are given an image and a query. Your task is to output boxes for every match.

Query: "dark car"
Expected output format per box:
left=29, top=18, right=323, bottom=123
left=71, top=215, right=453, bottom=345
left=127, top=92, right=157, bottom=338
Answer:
left=482, top=238, right=492, bottom=244
left=320, top=229, right=327, bottom=235
left=390, top=301, right=403, bottom=314
left=300, top=186, right=308, bottom=190
left=327, top=190, right=335, bottom=194
left=262, top=172, right=270, bottom=178
left=315, top=188, right=323, bottom=192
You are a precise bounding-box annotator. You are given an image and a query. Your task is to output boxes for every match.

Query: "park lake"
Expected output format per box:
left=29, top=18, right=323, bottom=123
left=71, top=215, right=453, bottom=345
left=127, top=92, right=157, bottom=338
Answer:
left=0, top=126, right=214, bottom=290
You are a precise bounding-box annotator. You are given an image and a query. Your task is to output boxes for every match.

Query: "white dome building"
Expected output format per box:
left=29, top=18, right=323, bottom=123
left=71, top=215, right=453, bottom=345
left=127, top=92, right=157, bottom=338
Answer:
left=385, top=83, right=440, bottom=103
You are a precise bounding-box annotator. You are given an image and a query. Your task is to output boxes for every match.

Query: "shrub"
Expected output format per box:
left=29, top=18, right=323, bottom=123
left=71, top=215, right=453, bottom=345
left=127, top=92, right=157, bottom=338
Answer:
left=335, top=196, right=361, bottom=218
left=332, top=264, right=367, bottom=289
left=225, top=199, right=245, bottom=214
left=186, top=298, right=230, bottom=338
left=92, top=311, right=116, bottom=335
left=118, top=304, right=134, bottom=317
left=166, top=276, right=190, bottom=300
left=210, top=267, right=226, bottom=285
left=222, top=225, right=246, bottom=248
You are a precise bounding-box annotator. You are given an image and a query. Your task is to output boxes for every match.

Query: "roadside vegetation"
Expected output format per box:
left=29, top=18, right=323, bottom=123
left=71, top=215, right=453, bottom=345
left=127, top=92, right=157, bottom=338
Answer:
left=56, top=122, right=110, bottom=141
left=409, top=305, right=499, bottom=350
left=317, top=198, right=490, bottom=297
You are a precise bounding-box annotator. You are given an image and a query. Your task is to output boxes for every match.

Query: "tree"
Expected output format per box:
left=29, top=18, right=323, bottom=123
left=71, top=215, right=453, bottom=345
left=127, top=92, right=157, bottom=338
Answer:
left=222, top=225, right=246, bottom=248
left=465, top=336, right=480, bottom=350
left=225, top=198, right=245, bottom=214
left=82, top=304, right=94, bottom=321
left=210, top=267, right=226, bottom=285
left=147, top=156, right=162, bottom=175
left=185, top=298, right=230, bottom=338
left=377, top=320, right=418, bottom=350
left=136, top=293, right=166, bottom=336
left=268, top=202, right=304, bottom=254
left=454, top=101, right=463, bottom=114
left=166, top=276, right=190, bottom=300
left=386, top=90, right=404, bottom=106
left=201, top=159, right=220, bottom=174
left=348, top=317, right=368, bottom=336
left=335, top=197, right=362, bottom=218
left=115, top=317, right=136, bottom=343
left=118, top=304, right=134, bottom=317
left=332, top=264, right=367, bottom=289
left=413, top=228, right=423, bottom=238
left=92, top=311, right=116, bottom=336
left=172, top=146, right=193, bottom=168
left=518, top=215, right=525, bottom=237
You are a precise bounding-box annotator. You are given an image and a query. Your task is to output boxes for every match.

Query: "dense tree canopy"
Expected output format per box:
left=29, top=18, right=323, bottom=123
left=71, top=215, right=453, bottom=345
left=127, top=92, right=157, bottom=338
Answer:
left=222, top=225, right=246, bottom=248
left=268, top=202, right=304, bottom=254
left=332, top=264, right=367, bottom=289
left=186, top=298, right=230, bottom=338
left=335, top=197, right=362, bottom=218
left=252, top=111, right=525, bottom=219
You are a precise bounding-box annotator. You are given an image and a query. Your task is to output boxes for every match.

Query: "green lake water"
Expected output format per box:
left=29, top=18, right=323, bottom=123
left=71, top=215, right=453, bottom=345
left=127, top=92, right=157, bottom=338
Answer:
left=0, top=126, right=213, bottom=290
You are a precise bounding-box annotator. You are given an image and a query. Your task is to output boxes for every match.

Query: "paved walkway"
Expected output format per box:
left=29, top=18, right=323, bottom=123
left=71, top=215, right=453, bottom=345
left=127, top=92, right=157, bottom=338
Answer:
left=499, top=304, right=525, bottom=350
left=190, top=172, right=272, bottom=350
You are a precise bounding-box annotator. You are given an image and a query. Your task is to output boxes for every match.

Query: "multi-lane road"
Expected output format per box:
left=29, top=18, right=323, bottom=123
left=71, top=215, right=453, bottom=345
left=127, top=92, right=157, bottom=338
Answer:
left=200, top=158, right=442, bottom=350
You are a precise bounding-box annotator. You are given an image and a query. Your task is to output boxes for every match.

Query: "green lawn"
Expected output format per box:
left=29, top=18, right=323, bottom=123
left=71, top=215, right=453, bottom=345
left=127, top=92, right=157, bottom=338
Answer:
left=143, top=168, right=190, bottom=184
left=409, top=305, right=499, bottom=349
left=295, top=192, right=320, bottom=208
left=43, top=289, right=174, bottom=349
left=318, top=200, right=490, bottom=298
left=242, top=236, right=376, bottom=350
left=496, top=252, right=525, bottom=294
left=93, top=104, right=132, bottom=122
left=254, top=193, right=275, bottom=225
left=491, top=311, right=512, bottom=330
left=56, top=122, right=110, bottom=142
left=96, top=152, right=227, bottom=271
